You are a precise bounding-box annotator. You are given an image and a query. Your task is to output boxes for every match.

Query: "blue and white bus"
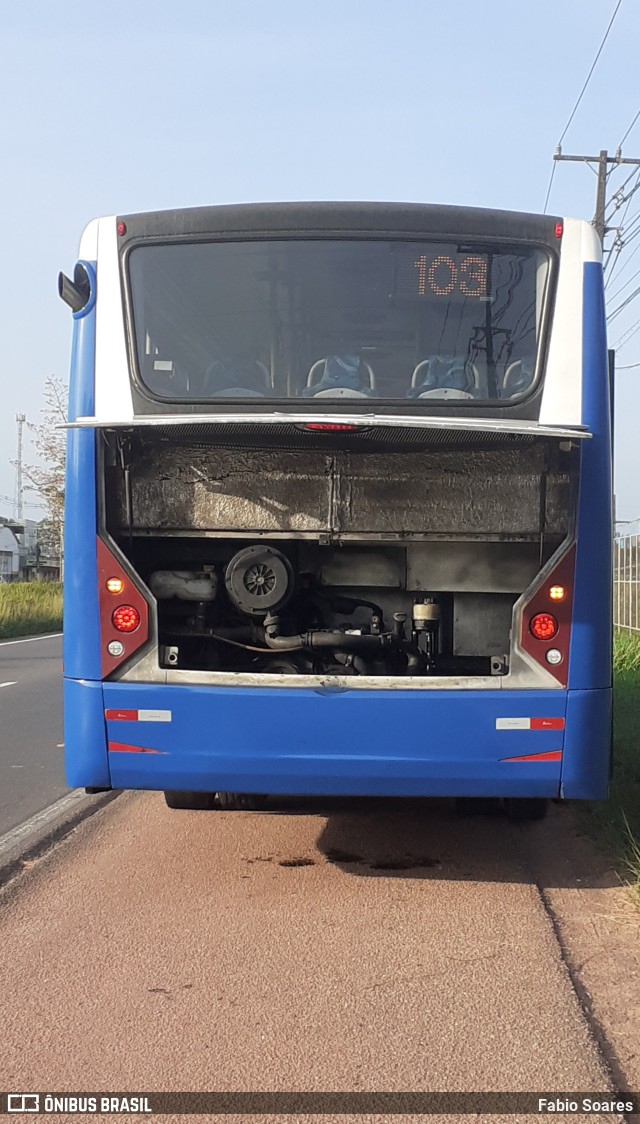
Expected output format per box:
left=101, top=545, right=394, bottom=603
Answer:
left=60, top=202, right=612, bottom=820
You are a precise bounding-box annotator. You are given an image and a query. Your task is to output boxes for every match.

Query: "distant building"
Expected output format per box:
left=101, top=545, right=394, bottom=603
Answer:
left=0, top=517, right=60, bottom=581
left=0, top=523, right=20, bottom=581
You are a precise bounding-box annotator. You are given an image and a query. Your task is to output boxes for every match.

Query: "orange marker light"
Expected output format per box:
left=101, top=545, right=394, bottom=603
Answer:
left=106, top=577, right=125, bottom=594
left=549, top=585, right=566, bottom=601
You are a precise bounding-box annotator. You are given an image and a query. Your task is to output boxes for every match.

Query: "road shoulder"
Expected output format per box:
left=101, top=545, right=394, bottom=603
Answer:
left=522, top=805, right=640, bottom=1092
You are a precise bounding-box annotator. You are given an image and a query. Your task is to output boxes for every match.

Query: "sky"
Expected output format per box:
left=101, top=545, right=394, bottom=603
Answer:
left=1, top=0, right=639, bottom=520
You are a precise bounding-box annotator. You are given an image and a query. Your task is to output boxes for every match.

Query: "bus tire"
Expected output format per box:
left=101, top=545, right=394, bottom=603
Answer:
left=504, top=797, right=549, bottom=822
left=216, top=792, right=268, bottom=811
left=163, top=790, right=217, bottom=810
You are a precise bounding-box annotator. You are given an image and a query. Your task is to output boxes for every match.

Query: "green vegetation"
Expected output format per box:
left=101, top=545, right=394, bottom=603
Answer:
left=580, top=631, right=640, bottom=905
left=0, top=582, right=63, bottom=639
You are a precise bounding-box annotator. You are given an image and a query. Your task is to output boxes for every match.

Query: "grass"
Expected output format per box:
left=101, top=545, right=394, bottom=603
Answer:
left=0, top=582, right=63, bottom=639
left=580, top=630, right=640, bottom=905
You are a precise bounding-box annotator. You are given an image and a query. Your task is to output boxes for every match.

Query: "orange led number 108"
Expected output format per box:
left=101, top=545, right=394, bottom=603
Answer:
left=414, top=254, right=488, bottom=298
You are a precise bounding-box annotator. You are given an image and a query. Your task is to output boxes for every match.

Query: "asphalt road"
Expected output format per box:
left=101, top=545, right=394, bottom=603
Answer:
left=0, top=633, right=65, bottom=834
left=1, top=793, right=615, bottom=1113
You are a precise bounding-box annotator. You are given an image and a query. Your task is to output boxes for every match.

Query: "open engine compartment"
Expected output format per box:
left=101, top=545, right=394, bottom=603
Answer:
left=102, top=426, right=578, bottom=681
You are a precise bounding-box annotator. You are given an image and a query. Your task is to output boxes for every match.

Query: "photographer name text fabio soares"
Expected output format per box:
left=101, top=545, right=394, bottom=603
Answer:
left=539, top=1098, right=634, bottom=1114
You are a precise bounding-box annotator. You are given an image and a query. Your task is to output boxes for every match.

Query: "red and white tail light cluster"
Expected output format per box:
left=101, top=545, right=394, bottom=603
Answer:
left=97, top=538, right=149, bottom=676
left=519, top=544, right=576, bottom=686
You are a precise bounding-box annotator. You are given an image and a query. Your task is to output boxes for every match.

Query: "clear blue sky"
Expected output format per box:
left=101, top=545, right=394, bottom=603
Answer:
left=1, top=0, right=639, bottom=518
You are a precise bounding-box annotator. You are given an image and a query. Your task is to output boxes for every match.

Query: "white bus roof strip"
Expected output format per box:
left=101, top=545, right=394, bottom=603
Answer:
left=63, top=413, right=591, bottom=439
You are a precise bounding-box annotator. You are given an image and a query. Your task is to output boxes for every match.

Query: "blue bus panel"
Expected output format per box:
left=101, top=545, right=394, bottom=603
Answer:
left=63, top=677, right=610, bottom=800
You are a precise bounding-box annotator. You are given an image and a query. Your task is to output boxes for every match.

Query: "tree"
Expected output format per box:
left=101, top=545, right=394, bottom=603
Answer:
left=21, top=376, right=67, bottom=557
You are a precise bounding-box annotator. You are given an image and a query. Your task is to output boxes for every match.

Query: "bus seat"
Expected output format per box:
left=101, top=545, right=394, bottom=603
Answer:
left=502, top=359, right=535, bottom=397
left=303, top=355, right=376, bottom=398
left=209, top=387, right=267, bottom=397
left=204, top=358, right=272, bottom=397
left=416, top=387, right=476, bottom=400
left=407, top=356, right=479, bottom=399
left=311, top=386, right=373, bottom=398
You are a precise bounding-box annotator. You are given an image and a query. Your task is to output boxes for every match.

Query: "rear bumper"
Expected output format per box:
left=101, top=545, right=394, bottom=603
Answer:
left=64, top=679, right=611, bottom=800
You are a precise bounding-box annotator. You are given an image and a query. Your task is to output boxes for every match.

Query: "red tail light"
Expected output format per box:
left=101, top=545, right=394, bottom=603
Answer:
left=520, top=545, right=575, bottom=686
left=530, top=613, right=558, bottom=641
left=112, top=605, right=141, bottom=633
left=97, top=538, right=149, bottom=676
left=303, top=423, right=362, bottom=432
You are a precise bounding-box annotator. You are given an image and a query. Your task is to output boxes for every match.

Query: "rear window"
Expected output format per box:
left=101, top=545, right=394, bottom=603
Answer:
left=127, top=238, right=551, bottom=405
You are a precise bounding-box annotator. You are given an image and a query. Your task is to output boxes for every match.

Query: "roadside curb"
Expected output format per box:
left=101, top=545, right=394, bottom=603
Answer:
left=0, top=789, right=120, bottom=889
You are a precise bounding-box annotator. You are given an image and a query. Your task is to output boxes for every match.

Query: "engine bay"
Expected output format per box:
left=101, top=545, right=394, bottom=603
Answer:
left=142, top=540, right=519, bottom=678
left=102, top=427, right=577, bottom=682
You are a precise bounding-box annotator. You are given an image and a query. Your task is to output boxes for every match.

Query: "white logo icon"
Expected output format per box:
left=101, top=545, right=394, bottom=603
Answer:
left=8, top=1095, right=40, bottom=1112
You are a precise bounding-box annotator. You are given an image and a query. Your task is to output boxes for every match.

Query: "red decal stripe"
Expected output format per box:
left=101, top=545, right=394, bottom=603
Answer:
left=105, top=709, right=138, bottom=722
left=531, top=717, right=565, bottom=731
left=502, top=750, right=563, bottom=763
left=108, top=741, right=164, bottom=755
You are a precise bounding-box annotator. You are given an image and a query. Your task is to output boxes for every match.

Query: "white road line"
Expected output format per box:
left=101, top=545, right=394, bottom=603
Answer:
left=0, top=681, right=17, bottom=689
left=0, top=790, right=88, bottom=861
left=0, top=632, right=62, bottom=648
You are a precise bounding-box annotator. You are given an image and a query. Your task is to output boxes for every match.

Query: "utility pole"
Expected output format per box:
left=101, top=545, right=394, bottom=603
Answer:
left=594, top=149, right=609, bottom=244
left=14, top=413, right=26, bottom=522
left=553, top=147, right=640, bottom=244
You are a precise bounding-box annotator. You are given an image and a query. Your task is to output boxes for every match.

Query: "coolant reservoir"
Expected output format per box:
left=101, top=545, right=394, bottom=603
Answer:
left=413, top=599, right=440, bottom=626
left=150, top=570, right=217, bottom=601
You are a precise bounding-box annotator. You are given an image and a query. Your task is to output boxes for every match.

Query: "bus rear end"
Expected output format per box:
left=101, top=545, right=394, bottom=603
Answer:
left=61, top=203, right=612, bottom=817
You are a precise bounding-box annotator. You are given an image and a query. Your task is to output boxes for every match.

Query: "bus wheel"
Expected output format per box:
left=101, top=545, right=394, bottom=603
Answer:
left=216, top=792, right=268, bottom=811
left=164, top=790, right=217, bottom=810
left=504, top=798, right=549, bottom=822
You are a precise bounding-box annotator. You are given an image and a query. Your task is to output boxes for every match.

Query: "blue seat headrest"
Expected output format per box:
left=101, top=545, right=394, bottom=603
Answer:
left=303, top=355, right=375, bottom=398
left=407, top=357, right=476, bottom=399
left=205, top=358, right=270, bottom=395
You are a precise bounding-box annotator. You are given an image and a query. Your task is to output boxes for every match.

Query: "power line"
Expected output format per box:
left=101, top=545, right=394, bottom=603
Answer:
left=607, top=281, right=640, bottom=322
left=607, top=239, right=640, bottom=294
left=613, top=210, right=640, bottom=255
left=604, top=235, right=624, bottom=277
left=614, top=313, right=640, bottom=350
left=543, top=0, right=624, bottom=213
left=543, top=160, right=558, bottom=215
left=619, top=199, right=640, bottom=236
left=605, top=165, right=640, bottom=223
left=620, top=173, right=640, bottom=228
left=604, top=170, right=640, bottom=288
left=558, top=0, right=623, bottom=146
left=607, top=261, right=640, bottom=303
left=605, top=207, right=640, bottom=282
left=620, top=106, right=640, bottom=149
left=0, top=492, right=45, bottom=512
left=617, top=362, right=640, bottom=369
